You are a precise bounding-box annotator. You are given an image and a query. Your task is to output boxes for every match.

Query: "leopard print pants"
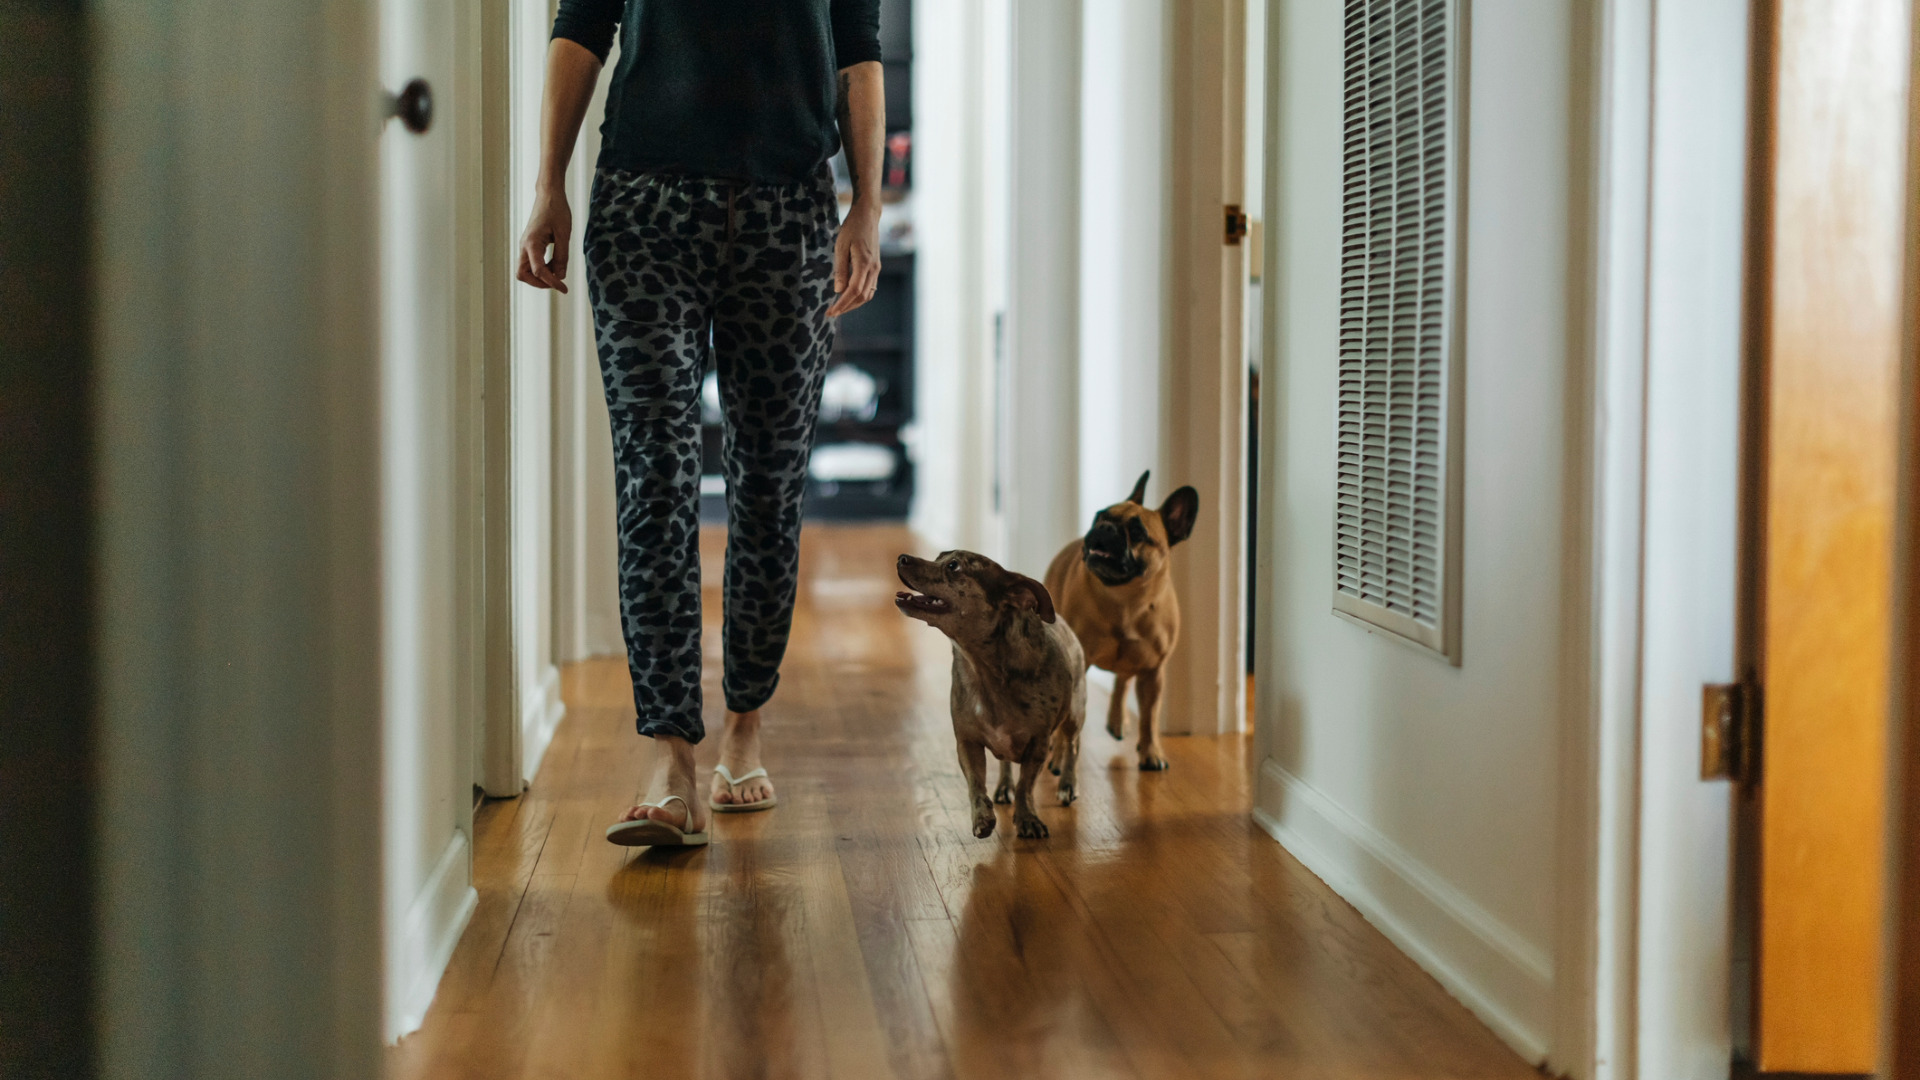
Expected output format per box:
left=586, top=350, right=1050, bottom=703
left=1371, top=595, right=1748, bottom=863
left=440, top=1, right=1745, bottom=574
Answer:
left=584, top=166, right=837, bottom=743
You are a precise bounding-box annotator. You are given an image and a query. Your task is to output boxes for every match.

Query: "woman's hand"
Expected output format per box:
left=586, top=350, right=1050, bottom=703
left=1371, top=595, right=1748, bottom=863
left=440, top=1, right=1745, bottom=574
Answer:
left=517, top=187, right=573, bottom=293
left=826, top=199, right=880, bottom=317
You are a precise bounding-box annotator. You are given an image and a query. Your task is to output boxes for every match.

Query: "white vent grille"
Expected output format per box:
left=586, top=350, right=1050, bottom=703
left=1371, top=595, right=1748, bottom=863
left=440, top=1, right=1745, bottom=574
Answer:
left=1333, top=0, right=1462, bottom=659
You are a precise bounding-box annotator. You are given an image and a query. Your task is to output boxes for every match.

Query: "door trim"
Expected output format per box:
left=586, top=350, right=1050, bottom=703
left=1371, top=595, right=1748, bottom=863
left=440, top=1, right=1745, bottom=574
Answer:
left=1162, top=0, right=1249, bottom=737
left=478, top=0, right=523, bottom=797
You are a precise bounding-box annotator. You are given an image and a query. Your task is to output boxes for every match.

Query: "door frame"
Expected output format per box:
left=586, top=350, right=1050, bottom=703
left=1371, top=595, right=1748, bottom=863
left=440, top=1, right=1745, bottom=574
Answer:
left=1879, top=2, right=1920, bottom=1071
left=1161, top=0, right=1249, bottom=738
left=477, top=0, right=526, bottom=797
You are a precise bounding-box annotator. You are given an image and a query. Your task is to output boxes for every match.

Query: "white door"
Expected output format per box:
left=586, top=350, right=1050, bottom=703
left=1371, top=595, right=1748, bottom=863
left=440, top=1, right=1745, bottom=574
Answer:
left=378, top=0, right=479, bottom=1041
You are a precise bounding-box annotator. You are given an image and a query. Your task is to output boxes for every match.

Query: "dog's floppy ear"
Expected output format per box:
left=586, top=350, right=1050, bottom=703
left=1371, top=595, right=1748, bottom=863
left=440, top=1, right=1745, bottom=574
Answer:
left=1127, top=469, right=1151, bottom=505
left=1159, top=486, right=1200, bottom=545
left=1003, top=573, right=1057, bottom=624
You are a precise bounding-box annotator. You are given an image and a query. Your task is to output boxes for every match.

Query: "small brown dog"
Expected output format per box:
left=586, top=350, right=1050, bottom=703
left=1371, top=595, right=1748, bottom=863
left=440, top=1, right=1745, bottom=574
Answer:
left=896, top=551, right=1087, bottom=838
left=1044, top=471, right=1199, bottom=770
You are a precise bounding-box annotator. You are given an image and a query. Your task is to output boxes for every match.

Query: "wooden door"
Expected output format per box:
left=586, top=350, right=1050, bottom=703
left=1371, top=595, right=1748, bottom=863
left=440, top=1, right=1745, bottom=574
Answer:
left=1748, top=0, right=1911, bottom=1070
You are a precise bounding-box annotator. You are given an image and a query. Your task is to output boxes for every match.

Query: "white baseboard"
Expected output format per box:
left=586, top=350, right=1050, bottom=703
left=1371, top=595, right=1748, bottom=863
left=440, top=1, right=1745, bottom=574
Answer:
left=520, top=663, right=566, bottom=786
left=387, top=831, right=478, bottom=1041
left=1252, top=758, right=1553, bottom=1065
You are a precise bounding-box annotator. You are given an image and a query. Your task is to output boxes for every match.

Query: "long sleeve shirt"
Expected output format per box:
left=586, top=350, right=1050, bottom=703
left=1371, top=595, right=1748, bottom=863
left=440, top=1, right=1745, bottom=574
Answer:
left=551, top=0, right=883, bottom=184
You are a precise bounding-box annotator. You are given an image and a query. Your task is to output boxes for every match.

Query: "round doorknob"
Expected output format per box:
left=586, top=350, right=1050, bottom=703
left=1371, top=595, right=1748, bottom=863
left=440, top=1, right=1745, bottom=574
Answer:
left=388, top=78, right=432, bottom=134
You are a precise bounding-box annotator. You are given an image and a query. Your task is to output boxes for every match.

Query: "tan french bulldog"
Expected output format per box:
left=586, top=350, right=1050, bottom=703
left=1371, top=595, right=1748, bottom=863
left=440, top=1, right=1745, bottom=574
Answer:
left=1043, top=471, right=1199, bottom=771
left=896, top=550, right=1087, bottom=838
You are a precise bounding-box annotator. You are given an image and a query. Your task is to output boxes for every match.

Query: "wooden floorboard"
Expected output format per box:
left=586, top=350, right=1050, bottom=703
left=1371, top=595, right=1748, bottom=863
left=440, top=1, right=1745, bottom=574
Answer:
left=388, top=524, right=1539, bottom=1080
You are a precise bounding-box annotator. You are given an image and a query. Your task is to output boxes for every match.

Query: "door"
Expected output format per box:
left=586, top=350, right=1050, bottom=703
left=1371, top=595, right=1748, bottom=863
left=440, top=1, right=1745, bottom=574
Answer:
left=379, top=0, right=480, bottom=1039
left=1745, top=0, right=1911, bottom=1070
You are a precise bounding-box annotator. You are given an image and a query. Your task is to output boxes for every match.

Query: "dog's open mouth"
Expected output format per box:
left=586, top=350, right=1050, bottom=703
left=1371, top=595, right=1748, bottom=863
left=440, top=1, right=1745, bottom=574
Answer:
left=1083, top=545, right=1141, bottom=583
left=894, top=590, right=951, bottom=615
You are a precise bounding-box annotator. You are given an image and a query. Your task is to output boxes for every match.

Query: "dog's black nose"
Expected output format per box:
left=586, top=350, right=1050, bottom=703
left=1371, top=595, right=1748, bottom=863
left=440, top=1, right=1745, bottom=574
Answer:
left=897, top=553, right=912, bottom=567
left=1085, top=520, right=1127, bottom=556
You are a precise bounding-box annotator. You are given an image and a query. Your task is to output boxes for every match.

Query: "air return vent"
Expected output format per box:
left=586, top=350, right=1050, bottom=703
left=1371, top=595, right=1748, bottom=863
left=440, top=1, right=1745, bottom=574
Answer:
left=1333, top=0, right=1463, bottom=661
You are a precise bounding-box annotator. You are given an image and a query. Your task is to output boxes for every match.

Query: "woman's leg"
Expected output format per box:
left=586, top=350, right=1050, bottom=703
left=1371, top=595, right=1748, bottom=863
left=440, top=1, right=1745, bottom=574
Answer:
left=584, top=170, right=721, bottom=827
left=706, top=175, right=839, bottom=804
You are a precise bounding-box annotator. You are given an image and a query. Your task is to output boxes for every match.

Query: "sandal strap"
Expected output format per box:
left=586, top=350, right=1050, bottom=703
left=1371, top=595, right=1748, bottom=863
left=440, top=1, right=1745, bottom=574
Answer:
left=713, top=764, right=769, bottom=788
left=636, top=794, right=692, bottom=830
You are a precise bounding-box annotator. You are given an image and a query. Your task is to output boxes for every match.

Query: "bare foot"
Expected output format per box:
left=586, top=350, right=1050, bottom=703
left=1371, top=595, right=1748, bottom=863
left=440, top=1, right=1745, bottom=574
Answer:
left=710, top=710, right=776, bottom=807
left=620, top=736, right=709, bottom=832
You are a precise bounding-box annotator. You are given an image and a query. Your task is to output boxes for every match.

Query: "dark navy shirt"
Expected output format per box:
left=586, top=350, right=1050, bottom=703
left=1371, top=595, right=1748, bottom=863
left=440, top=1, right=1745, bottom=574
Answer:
left=552, top=0, right=883, bottom=184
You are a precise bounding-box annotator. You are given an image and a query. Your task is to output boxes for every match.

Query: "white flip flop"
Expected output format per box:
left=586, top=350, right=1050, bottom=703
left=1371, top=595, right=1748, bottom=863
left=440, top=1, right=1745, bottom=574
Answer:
left=710, top=763, right=779, bottom=813
left=604, top=794, right=710, bottom=847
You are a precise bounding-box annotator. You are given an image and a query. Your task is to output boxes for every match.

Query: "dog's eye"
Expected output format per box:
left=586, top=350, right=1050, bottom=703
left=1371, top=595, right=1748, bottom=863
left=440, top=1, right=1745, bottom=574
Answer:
left=946, top=559, right=961, bottom=573
left=1127, top=520, right=1149, bottom=544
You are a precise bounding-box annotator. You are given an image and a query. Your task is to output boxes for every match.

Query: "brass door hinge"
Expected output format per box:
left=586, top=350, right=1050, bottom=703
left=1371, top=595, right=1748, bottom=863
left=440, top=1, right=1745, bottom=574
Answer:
left=1701, top=680, right=1761, bottom=782
left=1224, top=204, right=1249, bottom=245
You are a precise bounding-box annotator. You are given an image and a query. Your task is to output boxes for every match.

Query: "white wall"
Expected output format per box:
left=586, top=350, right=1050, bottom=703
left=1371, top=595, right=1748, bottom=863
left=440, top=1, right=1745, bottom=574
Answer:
left=94, top=1, right=387, bottom=1074
left=910, top=0, right=1010, bottom=557
left=1077, top=0, right=1167, bottom=526
left=1002, top=0, right=1083, bottom=579
left=1255, top=0, right=1585, bottom=1064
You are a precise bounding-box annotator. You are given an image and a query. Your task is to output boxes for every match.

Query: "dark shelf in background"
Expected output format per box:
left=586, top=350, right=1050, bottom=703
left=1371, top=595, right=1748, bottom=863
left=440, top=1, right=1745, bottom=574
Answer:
left=703, top=0, right=915, bottom=524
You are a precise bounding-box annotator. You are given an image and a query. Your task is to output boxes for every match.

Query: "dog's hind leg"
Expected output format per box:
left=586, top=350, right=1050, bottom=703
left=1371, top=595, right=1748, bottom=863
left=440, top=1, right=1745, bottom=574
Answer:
left=993, top=759, right=1013, bottom=805
left=1105, top=673, right=1132, bottom=741
left=1134, top=667, right=1169, bottom=770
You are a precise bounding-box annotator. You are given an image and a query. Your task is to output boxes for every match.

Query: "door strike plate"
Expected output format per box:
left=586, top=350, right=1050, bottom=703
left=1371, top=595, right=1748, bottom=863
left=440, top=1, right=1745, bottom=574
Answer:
left=1224, top=204, right=1249, bottom=245
left=1701, top=681, right=1758, bottom=782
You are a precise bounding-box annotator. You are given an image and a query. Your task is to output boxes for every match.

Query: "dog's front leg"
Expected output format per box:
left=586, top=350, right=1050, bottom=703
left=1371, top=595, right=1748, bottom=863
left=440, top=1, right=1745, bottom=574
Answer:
left=993, top=759, right=1013, bottom=804
left=1106, top=673, right=1132, bottom=741
left=957, top=740, right=996, bottom=838
left=1050, top=721, right=1080, bottom=805
left=1135, top=667, right=1170, bottom=771
left=1012, top=742, right=1051, bottom=838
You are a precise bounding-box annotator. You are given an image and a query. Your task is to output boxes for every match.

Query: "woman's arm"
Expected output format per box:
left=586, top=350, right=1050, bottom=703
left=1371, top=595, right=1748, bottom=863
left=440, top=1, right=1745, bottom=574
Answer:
left=517, top=38, right=604, bottom=293
left=826, top=59, right=885, bottom=317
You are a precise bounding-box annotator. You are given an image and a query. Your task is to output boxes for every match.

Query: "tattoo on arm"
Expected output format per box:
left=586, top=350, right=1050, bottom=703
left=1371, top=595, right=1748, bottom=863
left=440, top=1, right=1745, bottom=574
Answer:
left=836, top=70, right=859, bottom=194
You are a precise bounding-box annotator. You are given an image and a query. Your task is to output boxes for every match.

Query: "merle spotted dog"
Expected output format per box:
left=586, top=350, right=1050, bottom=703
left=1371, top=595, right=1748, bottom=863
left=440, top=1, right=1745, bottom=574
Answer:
left=583, top=165, right=839, bottom=743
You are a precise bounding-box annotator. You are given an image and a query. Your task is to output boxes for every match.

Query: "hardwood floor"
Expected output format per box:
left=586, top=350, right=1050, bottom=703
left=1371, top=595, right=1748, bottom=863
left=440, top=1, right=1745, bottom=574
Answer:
left=389, top=525, right=1537, bottom=1080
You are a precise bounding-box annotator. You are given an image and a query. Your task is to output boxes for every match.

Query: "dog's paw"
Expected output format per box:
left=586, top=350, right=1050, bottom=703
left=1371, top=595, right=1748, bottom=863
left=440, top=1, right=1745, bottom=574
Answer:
left=1015, top=813, right=1050, bottom=839
left=973, top=813, right=997, bottom=839
left=1057, top=780, right=1077, bottom=806
left=1106, top=717, right=1125, bottom=741
left=992, top=787, right=1012, bottom=805
left=1138, top=748, right=1170, bottom=771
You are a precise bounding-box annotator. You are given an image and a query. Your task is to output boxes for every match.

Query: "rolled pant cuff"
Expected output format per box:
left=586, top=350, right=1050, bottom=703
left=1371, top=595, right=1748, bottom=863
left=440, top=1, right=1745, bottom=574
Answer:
left=636, top=715, right=704, bottom=744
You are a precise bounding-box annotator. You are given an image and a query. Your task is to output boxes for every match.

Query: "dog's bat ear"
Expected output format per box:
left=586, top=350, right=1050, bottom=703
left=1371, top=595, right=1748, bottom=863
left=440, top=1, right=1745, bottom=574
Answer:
left=1159, top=486, right=1200, bottom=545
left=1004, top=574, right=1056, bottom=624
left=1127, top=470, right=1151, bottom=505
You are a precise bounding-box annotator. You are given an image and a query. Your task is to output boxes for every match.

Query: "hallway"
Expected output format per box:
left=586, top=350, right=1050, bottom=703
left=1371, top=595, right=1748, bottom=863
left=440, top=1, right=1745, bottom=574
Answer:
left=388, top=526, right=1535, bottom=1079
